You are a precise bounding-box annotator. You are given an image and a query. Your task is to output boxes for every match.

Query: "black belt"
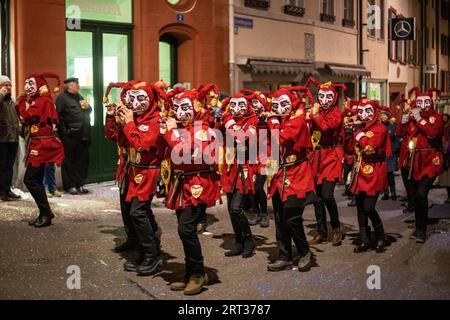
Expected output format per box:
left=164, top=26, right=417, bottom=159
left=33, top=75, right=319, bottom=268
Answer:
left=363, top=158, right=385, bottom=164
left=129, top=163, right=161, bottom=170
left=30, top=135, right=57, bottom=140
left=317, top=145, right=344, bottom=149
left=415, top=148, right=437, bottom=152
left=280, top=157, right=308, bottom=197
left=168, top=168, right=216, bottom=207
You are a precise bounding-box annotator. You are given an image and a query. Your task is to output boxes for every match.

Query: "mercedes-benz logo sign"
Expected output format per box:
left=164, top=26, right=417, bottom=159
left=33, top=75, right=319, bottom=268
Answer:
left=394, top=20, right=412, bottom=39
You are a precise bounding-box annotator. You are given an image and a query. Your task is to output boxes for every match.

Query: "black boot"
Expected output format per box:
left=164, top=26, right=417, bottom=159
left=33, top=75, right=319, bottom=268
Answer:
left=381, top=192, right=390, bottom=201
left=259, top=212, right=270, bottom=228
left=224, top=242, right=244, bottom=257
left=242, top=237, right=256, bottom=258
left=30, top=213, right=55, bottom=228
left=136, top=255, right=164, bottom=276
left=391, top=193, right=397, bottom=201
left=354, top=227, right=371, bottom=253
left=124, top=253, right=144, bottom=272
left=374, top=224, right=386, bottom=253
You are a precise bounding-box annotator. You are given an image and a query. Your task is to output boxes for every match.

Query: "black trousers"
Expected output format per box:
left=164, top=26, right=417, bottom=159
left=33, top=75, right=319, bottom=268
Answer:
left=177, top=206, right=205, bottom=277
left=313, top=180, right=341, bottom=235
left=343, top=162, right=352, bottom=188
left=411, top=176, right=436, bottom=233
left=0, top=142, right=18, bottom=194
left=61, top=136, right=89, bottom=190
left=226, top=191, right=253, bottom=243
left=401, top=167, right=415, bottom=207
left=119, top=180, right=136, bottom=242
left=272, top=192, right=310, bottom=261
left=197, top=204, right=207, bottom=225
left=24, top=165, right=52, bottom=217
left=129, top=195, right=160, bottom=259
left=387, top=172, right=396, bottom=195
left=250, top=174, right=268, bottom=216
left=355, top=192, right=383, bottom=230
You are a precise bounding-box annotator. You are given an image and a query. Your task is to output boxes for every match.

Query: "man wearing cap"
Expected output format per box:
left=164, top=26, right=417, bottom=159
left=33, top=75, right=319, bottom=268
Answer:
left=0, top=75, right=21, bottom=201
left=56, top=78, right=92, bottom=195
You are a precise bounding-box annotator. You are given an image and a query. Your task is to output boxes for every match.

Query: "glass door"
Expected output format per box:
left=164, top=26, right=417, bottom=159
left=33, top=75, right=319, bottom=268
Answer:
left=66, top=26, right=132, bottom=184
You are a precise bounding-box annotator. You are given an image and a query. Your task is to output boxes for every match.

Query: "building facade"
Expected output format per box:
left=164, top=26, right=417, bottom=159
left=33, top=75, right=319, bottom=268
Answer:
left=2, top=0, right=229, bottom=184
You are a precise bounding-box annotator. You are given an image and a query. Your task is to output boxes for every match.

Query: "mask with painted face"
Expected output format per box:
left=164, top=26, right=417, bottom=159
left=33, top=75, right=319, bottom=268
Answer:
left=229, top=97, right=248, bottom=117
left=272, top=94, right=292, bottom=116
left=25, top=78, right=38, bottom=96
left=357, top=104, right=375, bottom=122
left=415, top=96, right=433, bottom=112
left=318, top=89, right=335, bottom=109
left=174, top=97, right=195, bottom=126
left=128, top=89, right=150, bottom=115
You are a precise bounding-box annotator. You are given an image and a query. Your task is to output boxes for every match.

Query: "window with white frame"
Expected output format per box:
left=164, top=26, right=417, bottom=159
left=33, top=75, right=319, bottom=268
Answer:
left=344, top=0, right=354, bottom=21
left=322, top=0, right=334, bottom=15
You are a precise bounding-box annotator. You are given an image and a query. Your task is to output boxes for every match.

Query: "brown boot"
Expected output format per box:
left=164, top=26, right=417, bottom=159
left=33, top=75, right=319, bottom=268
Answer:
left=184, top=274, right=208, bottom=296
left=331, top=227, right=343, bottom=246
left=170, top=278, right=189, bottom=291
left=308, top=234, right=327, bottom=245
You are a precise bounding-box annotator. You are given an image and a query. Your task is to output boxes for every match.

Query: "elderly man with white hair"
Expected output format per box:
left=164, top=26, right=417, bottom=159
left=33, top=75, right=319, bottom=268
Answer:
left=0, top=75, right=21, bottom=202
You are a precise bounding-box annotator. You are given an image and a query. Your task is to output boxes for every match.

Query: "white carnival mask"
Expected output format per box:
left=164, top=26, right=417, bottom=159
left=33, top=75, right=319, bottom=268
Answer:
left=416, top=96, right=432, bottom=112
left=128, top=89, right=150, bottom=115
left=272, top=94, right=292, bottom=116
left=357, top=104, right=375, bottom=122
left=318, top=89, right=335, bottom=109
left=174, top=97, right=194, bottom=126
left=230, top=97, right=248, bottom=117
left=25, top=78, right=38, bottom=96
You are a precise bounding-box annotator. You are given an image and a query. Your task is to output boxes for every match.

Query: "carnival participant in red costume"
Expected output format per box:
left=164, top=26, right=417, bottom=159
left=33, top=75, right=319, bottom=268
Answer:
left=104, top=81, right=142, bottom=253
left=17, top=73, right=64, bottom=228
left=220, top=91, right=263, bottom=258
left=305, top=78, right=346, bottom=246
left=345, top=98, right=391, bottom=253
left=265, top=86, right=316, bottom=272
left=113, top=81, right=167, bottom=275
left=160, top=84, right=221, bottom=296
left=398, top=88, right=444, bottom=243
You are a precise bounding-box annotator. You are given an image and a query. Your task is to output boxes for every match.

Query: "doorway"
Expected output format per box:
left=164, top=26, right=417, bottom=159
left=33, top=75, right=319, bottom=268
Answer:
left=159, top=34, right=178, bottom=86
left=66, top=24, right=133, bottom=183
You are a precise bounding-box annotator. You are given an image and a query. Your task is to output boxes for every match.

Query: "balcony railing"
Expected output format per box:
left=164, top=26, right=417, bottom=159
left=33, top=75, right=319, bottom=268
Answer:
left=342, top=18, right=355, bottom=28
left=283, top=5, right=305, bottom=17
left=244, top=0, right=270, bottom=10
left=320, top=13, right=336, bottom=23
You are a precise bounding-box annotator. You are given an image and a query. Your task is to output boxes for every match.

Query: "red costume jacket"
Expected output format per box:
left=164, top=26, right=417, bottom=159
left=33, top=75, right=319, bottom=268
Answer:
left=220, top=112, right=259, bottom=195
left=121, top=111, right=166, bottom=202
left=266, top=114, right=315, bottom=202
left=310, top=106, right=345, bottom=184
left=104, top=115, right=129, bottom=187
left=396, top=110, right=444, bottom=180
left=17, top=95, right=64, bottom=167
left=163, top=121, right=221, bottom=210
left=346, top=121, right=391, bottom=196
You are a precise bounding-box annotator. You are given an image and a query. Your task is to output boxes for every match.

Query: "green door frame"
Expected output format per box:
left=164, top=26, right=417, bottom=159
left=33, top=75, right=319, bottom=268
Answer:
left=66, top=21, right=134, bottom=183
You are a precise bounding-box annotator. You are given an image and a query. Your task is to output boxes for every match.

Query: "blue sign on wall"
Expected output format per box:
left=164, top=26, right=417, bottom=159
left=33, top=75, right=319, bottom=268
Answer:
left=177, top=14, right=184, bottom=22
left=235, top=16, right=253, bottom=29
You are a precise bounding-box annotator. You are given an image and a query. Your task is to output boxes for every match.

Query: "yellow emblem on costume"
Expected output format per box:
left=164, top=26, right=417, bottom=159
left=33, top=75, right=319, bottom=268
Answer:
left=366, top=131, right=374, bottom=138
left=286, top=155, right=297, bottom=164
left=30, top=125, right=39, bottom=134
left=432, top=157, right=441, bottom=166
left=161, top=160, right=172, bottom=193
left=362, top=165, right=374, bottom=175
left=134, top=174, right=144, bottom=184
left=191, top=185, right=204, bottom=199
left=364, top=145, right=376, bottom=155
left=225, top=147, right=235, bottom=172
left=312, top=131, right=322, bottom=151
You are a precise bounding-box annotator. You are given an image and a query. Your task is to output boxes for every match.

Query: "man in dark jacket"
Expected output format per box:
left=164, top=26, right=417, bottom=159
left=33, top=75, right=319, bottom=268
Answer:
left=56, top=78, right=92, bottom=195
left=0, top=76, right=21, bottom=201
